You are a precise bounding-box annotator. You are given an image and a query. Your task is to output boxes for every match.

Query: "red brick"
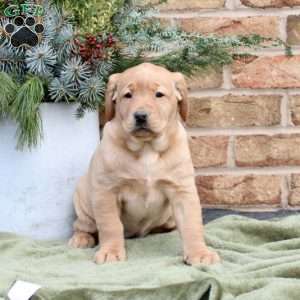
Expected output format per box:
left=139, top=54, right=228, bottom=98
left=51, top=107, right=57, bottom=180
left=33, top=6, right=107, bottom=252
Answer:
left=287, top=16, right=300, bottom=45
left=196, top=175, right=281, bottom=206
left=241, top=0, right=300, bottom=8
left=290, top=95, right=300, bottom=126
left=187, top=67, right=223, bottom=90
left=232, top=56, right=300, bottom=89
left=189, top=136, right=229, bottom=168
left=137, top=0, right=225, bottom=9
left=289, top=174, right=300, bottom=205
left=187, top=95, right=281, bottom=128
left=235, top=135, right=300, bottom=167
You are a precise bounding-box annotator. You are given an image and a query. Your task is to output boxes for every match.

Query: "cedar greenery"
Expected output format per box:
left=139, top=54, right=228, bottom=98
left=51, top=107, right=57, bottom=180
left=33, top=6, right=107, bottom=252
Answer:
left=0, top=0, right=279, bottom=149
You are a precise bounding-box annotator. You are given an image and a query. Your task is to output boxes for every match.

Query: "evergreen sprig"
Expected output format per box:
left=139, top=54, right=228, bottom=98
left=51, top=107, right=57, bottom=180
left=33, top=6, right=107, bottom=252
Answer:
left=77, top=76, right=105, bottom=117
left=60, top=57, right=91, bottom=85
left=0, top=72, right=18, bottom=118
left=10, top=76, right=45, bottom=149
left=151, top=34, right=267, bottom=75
left=114, top=6, right=270, bottom=76
left=26, top=43, right=57, bottom=79
left=48, top=77, right=75, bottom=102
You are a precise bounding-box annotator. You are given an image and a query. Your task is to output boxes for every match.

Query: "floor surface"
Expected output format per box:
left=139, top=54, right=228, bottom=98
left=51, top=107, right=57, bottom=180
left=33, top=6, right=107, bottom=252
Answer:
left=203, top=209, right=300, bottom=224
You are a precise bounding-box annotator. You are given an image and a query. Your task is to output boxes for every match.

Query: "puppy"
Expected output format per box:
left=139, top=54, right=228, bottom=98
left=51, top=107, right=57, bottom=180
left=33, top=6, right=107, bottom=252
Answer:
left=68, top=63, right=220, bottom=265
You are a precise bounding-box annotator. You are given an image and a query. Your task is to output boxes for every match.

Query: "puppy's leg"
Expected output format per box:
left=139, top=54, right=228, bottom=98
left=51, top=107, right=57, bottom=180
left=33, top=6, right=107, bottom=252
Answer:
left=170, top=184, right=220, bottom=266
left=92, top=189, right=126, bottom=264
left=69, top=190, right=97, bottom=249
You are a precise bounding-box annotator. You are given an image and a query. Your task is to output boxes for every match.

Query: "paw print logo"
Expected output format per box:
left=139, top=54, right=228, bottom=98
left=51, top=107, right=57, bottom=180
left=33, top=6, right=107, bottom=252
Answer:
left=4, top=16, right=44, bottom=48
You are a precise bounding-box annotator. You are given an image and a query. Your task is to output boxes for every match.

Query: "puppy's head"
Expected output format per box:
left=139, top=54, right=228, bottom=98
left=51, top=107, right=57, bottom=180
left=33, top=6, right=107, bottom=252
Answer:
left=105, top=63, right=188, bottom=140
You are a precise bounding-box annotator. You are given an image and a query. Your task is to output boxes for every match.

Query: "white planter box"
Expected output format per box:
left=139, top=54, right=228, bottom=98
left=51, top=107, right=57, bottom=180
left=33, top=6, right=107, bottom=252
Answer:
left=0, top=103, right=99, bottom=240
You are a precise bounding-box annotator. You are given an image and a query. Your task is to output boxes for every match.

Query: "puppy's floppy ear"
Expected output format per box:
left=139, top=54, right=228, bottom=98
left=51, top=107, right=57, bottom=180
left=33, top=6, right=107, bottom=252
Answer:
left=173, top=72, right=188, bottom=122
left=104, top=73, right=120, bottom=123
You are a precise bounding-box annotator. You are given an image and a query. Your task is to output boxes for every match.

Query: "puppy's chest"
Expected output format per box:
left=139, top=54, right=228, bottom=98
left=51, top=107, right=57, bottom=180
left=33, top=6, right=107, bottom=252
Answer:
left=124, top=146, right=167, bottom=185
left=117, top=147, right=169, bottom=208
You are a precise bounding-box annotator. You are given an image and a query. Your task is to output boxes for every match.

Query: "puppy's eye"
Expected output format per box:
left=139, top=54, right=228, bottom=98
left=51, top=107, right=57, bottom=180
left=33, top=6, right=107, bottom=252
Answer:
left=124, top=92, right=132, bottom=99
left=156, top=92, right=164, bottom=98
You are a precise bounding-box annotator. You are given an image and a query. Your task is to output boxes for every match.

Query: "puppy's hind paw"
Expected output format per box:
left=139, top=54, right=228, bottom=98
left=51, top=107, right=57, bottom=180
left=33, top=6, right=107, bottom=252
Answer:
left=68, top=232, right=96, bottom=248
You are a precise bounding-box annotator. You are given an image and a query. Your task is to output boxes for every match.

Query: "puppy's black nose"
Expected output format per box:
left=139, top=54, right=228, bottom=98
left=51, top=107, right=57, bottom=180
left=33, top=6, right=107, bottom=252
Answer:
left=134, top=111, right=148, bottom=125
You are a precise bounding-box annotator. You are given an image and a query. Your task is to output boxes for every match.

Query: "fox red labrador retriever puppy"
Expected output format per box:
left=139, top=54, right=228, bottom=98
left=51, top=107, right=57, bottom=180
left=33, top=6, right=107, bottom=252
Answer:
left=68, top=63, right=220, bottom=266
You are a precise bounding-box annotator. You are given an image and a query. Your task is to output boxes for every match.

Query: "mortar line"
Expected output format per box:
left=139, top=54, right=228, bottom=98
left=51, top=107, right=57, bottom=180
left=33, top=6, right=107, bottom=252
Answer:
left=227, top=136, right=236, bottom=167
left=287, top=93, right=292, bottom=126
left=222, top=65, right=233, bottom=90
left=189, top=88, right=300, bottom=97
left=229, top=49, right=300, bottom=56
left=147, top=47, right=300, bottom=59
left=280, top=93, right=289, bottom=127
left=187, top=126, right=300, bottom=136
left=156, top=7, right=300, bottom=18
left=287, top=90, right=295, bottom=126
left=225, top=0, right=235, bottom=10
left=279, top=15, right=287, bottom=42
left=188, top=89, right=287, bottom=97
left=234, top=0, right=244, bottom=8
left=195, top=166, right=300, bottom=176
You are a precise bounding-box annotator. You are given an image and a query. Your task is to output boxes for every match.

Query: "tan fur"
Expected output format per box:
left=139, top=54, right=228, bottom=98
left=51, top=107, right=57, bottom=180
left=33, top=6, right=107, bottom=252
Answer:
left=68, top=63, right=220, bottom=265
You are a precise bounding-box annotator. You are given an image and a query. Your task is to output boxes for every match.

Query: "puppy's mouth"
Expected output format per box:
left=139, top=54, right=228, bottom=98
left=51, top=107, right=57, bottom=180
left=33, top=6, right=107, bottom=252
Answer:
left=132, top=126, right=154, bottom=137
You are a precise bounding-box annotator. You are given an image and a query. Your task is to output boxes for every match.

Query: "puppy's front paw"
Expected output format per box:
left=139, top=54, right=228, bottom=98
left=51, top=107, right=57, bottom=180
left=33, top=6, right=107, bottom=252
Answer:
left=68, top=232, right=96, bottom=248
left=184, top=248, right=220, bottom=266
left=94, top=246, right=126, bottom=264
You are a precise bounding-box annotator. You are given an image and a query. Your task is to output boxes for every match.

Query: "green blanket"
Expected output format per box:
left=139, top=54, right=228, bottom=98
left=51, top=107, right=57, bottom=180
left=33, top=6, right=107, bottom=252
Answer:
left=2, top=215, right=300, bottom=300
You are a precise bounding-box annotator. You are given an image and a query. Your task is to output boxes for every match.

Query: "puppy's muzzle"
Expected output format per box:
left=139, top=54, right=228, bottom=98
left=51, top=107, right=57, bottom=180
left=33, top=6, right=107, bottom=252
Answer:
left=134, top=111, right=148, bottom=128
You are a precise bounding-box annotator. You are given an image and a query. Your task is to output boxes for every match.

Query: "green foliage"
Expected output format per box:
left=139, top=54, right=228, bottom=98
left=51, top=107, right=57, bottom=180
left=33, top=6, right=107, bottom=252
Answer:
left=0, top=0, right=278, bottom=149
left=52, top=0, right=124, bottom=34
left=60, top=57, right=91, bottom=84
left=0, top=42, right=26, bottom=75
left=25, top=42, right=57, bottom=79
left=10, top=76, right=44, bottom=149
left=113, top=6, right=269, bottom=76
left=76, top=76, right=105, bottom=117
left=151, top=35, right=267, bottom=75
left=0, top=71, right=17, bottom=118
left=114, top=6, right=172, bottom=56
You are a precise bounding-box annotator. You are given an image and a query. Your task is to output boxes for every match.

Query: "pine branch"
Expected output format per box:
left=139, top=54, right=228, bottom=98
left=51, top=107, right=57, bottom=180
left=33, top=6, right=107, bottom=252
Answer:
left=48, top=77, right=76, bottom=102
left=76, top=76, right=105, bottom=117
left=114, top=5, right=271, bottom=76
left=60, top=56, right=91, bottom=85
left=26, top=43, right=57, bottom=80
left=43, top=5, right=74, bottom=42
left=112, top=53, right=144, bottom=73
left=0, top=44, right=26, bottom=75
left=0, top=72, right=18, bottom=118
left=10, top=76, right=45, bottom=149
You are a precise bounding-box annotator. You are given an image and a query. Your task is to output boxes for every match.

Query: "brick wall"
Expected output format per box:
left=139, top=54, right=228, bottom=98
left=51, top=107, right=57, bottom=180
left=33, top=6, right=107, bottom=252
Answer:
left=146, top=0, right=300, bottom=210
